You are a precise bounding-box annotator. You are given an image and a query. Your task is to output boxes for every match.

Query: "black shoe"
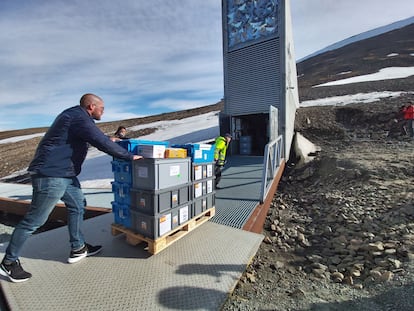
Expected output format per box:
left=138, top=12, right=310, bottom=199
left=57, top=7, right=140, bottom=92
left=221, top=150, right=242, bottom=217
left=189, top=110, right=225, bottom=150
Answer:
left=68, top=243, right=102, bottom=264
left=0, top=259, right=32, bottom=283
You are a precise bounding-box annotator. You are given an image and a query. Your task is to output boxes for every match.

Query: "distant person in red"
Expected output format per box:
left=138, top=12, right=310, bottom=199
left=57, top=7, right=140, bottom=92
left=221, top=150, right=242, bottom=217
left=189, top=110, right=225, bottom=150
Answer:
left=396, top=105, right=408, bottom=136
left=403, top=102, right=414, bottom=138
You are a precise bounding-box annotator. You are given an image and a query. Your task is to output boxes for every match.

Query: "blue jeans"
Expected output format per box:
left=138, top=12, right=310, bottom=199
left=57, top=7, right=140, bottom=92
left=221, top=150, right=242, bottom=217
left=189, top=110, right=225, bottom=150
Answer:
left=4, top=176, right=86, bottom=262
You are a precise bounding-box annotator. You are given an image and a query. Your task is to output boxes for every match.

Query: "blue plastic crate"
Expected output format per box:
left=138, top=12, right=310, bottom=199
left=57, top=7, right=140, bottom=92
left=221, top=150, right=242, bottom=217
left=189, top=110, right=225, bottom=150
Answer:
left=116, top=139, right=169, bottom=154
left=111, top=181, right=131, bottom=205
left=171, top=143, right=215, bottom=163
left=111, top=159, right=132, bottom=184
left=111, top=201, right=131, bottom=228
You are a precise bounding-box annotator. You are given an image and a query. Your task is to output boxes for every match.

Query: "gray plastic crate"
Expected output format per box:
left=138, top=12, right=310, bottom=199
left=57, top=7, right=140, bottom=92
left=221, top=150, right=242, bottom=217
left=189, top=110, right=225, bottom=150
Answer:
left=131, top=203, right=191, bottom=239
left=132, top=158, right=190, bottom=190
left=192, top=177, right=214, bottom=199
left=192, top=192, right=215, bottom=217
left=130, top=183, right=191, bottom=215
left=192, top=162, right=214, bottom=181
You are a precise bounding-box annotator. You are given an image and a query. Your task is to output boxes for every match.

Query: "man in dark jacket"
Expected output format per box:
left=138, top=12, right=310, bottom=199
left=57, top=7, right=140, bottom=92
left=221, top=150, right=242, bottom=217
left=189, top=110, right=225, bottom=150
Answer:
left=0, top=93, right=142, bottom=283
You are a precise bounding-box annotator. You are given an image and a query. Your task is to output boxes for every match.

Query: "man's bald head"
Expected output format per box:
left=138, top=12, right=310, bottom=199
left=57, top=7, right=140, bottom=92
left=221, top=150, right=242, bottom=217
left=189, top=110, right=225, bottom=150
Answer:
left=80, top=93, right=105, bottom=121
left=80, top=93, right=103, bottom=108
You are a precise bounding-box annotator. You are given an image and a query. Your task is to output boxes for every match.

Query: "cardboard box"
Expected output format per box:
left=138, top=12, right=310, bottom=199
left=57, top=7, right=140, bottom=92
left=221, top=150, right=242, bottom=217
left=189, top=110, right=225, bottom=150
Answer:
left=164, top=148, right=187, bottom=158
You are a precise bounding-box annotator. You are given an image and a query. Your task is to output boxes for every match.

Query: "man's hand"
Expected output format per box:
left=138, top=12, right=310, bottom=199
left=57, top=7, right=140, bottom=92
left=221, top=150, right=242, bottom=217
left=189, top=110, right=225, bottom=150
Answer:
left=132, top=155, right=143, bottom=160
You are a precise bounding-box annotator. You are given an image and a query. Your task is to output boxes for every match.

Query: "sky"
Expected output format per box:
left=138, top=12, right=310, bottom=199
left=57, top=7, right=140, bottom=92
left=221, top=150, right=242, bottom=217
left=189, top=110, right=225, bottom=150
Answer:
left=0, top=0, right=413, bottom=130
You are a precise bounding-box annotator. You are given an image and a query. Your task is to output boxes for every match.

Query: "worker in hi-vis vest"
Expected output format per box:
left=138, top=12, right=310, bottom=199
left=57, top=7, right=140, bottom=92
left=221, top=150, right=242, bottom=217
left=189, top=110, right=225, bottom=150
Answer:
left=213, top=133, right=232, bottom=188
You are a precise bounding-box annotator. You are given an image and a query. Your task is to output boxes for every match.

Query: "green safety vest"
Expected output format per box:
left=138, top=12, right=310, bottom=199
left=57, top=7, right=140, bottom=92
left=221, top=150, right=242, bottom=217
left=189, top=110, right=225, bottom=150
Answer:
left=214, top=136, right=228, bottom=165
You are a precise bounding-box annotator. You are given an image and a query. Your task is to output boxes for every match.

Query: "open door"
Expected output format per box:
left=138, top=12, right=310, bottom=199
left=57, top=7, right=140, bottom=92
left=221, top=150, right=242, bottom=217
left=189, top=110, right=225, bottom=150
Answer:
left=269, top=105, right=279, bottom=142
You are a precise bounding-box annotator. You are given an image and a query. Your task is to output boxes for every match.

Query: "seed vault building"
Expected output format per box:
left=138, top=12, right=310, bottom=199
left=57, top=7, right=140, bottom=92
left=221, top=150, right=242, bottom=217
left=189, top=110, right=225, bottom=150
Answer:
left=220, top=0, right=299, bottom=159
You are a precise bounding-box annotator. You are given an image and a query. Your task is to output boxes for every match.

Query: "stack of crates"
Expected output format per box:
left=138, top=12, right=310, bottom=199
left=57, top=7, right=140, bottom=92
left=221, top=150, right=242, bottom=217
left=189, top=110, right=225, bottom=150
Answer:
left=111, top=139, right=169, bottom=229
left=111, top=159, right=133, bottom=228
left=129, top=157, right=192, bottom=239
left=111, top=140, right=216, bottom=241
left=172, top=143, right=216, bottom=217
left=239, top=136, right=252, bottom=155
left=191, top=161, right=215, bottom=217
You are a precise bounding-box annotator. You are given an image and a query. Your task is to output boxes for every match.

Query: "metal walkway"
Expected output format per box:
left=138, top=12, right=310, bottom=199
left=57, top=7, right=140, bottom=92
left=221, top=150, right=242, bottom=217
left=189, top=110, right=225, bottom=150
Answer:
left=0, top=155, right=281, bottom=310
left=212, top=156, right=265, bottom=229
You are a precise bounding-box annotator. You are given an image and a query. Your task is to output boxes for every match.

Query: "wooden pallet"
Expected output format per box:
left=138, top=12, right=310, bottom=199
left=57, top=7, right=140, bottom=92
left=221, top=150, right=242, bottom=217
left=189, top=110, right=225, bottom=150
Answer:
left=111, top=207, right=215, bottom=255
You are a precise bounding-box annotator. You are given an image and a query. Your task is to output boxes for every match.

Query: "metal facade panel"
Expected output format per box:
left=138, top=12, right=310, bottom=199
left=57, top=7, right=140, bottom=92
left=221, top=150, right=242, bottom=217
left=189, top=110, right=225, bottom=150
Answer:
left=224, top=38, right=281, bottom=116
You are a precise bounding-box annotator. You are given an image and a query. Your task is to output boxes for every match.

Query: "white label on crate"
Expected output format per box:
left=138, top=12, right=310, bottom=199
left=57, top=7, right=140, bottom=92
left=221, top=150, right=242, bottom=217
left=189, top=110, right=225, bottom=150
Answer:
left=159, top=213, right=172, bottom=236
left=194, top=149, right=202, bottom=159
left=199, top=144, right=211, bottom=150
left=207, top=179, right=213, bottom=193
left=138, top=167, right=148, bottom=178
left=139, top=198, right=146, bottom=207
left=194, top=182, right=202, bottom=198
left=207, top=164, right=213, bottom=177
left=170, top=165, right=180, bottom=177
left=179, top=205, right=189, bottom=223
left=194, top=166, right=202, bottom=180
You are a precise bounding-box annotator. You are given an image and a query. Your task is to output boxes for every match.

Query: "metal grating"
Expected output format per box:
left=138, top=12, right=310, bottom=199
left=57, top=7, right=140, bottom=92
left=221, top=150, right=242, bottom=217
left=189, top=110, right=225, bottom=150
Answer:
left=210, top=156, right=264, bottom=229
left=211, top=199, right=257, bottom=229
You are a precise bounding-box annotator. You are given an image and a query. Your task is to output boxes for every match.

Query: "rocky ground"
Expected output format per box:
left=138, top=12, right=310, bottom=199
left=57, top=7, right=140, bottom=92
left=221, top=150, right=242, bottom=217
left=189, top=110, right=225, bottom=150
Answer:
left=221, top=96, right=414, bottom=310
left=1, top=94, right=414, bottom=310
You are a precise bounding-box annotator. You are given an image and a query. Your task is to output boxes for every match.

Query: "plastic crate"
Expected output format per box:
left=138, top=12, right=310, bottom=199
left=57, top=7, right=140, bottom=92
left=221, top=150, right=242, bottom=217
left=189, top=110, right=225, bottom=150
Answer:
left=239, top=136, right=252, bottom=143
left=192, top=192, right=215, bottom=217
left=192, top=177, right=214, bottom=199
left=116, top=139, right=169, bottom=154
left=136, top=144, right=166, bottom=158
left=111, top=181, right=131, bottom=205
left=130, top=183, right=192, bottom=215
left=130, top=204, right=191, bottom=239
left=111, top=201, right=131, bottom=228
left=111, top=159, right=132, bottom=184
left=172, top=204, right=190, bottom=229
left=171, top=143, right=215, bottom=163
left=192, top=162, right=214, bottom=181
left=132, top=158, right=191, bottom=190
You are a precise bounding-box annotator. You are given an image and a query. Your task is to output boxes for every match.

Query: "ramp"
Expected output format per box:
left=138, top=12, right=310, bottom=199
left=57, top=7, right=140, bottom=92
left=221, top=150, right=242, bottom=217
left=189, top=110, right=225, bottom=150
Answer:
left=212, top=156, right=264, bottom=229
left=0, top=155, right=285, bottom=310
left=0, top=213, right=263, bottom=311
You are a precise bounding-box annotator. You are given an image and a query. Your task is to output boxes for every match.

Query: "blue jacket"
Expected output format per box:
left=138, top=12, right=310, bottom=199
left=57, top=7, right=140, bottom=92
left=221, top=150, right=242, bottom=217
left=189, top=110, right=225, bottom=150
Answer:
left=28, top=105, right=134, bottom=177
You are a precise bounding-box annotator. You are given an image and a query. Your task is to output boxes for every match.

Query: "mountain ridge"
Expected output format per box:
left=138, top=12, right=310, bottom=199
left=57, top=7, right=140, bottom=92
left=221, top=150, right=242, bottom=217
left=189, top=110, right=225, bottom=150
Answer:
left=299, top=16, right=414, bottom=62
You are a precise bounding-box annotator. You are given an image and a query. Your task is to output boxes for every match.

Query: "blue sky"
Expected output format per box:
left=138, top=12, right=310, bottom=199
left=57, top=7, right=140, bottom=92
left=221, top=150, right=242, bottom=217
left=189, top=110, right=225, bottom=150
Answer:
left=0, top=0, right=413, bottom=130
